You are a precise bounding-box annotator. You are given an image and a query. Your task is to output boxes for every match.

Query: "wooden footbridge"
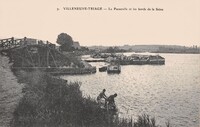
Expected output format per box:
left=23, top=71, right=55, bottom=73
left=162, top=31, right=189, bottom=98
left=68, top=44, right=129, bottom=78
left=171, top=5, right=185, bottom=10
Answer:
left=0, top=37, right=25, bottom=51
left=0, top=37, right=56, bottom=51
left=0, top=37, right=96, bottom=75
left=0, top=37, right=59, bottom=68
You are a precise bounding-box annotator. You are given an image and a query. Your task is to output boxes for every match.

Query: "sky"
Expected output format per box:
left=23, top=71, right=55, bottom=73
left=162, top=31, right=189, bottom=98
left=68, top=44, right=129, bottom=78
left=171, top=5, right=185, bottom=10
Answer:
left=0, top=0, right=200, bottom=46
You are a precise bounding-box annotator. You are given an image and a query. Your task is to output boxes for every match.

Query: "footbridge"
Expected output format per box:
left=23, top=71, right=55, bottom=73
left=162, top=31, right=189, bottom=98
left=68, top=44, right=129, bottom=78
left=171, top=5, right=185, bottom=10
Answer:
left=0, top=37, right=59, bottom=68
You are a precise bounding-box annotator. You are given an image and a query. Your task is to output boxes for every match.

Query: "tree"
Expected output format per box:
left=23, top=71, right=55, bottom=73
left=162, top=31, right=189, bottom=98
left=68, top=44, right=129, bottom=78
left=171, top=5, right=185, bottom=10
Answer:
left=105, top=46, right=126, bottom=53
left=80, top=46, right=89, bottom=51
left=56, top=33, right=74, bottom=51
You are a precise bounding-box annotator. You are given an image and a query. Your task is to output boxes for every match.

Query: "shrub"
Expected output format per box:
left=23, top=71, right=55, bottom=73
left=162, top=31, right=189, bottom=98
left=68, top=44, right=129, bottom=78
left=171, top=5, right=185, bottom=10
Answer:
left=12, top=70, right=168, bottom=127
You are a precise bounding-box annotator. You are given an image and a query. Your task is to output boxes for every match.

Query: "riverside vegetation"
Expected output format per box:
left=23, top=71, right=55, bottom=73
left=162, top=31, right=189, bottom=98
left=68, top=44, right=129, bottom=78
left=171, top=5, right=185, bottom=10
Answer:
left=1, top=37, right=171, bottom=126
left=10, top=69, right=171, bottom=127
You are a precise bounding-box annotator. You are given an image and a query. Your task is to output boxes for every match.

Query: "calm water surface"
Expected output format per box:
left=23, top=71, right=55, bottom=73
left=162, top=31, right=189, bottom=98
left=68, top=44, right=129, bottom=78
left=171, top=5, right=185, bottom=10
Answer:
left=62, top=53, right=200, bottom=127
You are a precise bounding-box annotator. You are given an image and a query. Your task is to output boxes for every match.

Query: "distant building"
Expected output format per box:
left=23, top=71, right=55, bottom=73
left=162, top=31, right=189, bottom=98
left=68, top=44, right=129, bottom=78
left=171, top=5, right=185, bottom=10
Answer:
left=73, top=41, right=81, bottom=49
left=25, top=38, right=37, bottom=45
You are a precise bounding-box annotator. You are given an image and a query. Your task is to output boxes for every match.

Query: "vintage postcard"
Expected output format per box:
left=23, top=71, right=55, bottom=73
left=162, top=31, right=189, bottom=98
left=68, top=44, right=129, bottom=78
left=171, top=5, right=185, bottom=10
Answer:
left=0, top=0, right=200, bottom=127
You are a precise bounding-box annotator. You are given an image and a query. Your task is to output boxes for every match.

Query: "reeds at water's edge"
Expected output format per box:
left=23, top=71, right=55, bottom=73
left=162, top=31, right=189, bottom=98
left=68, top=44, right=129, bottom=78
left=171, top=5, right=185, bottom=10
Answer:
left=11, top=69, right=171, bottom=127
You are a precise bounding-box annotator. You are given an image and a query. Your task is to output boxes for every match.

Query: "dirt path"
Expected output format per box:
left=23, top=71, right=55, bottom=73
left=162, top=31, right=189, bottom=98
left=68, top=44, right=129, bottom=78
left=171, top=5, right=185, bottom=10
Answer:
left=0, top=55, right=23, bottom=127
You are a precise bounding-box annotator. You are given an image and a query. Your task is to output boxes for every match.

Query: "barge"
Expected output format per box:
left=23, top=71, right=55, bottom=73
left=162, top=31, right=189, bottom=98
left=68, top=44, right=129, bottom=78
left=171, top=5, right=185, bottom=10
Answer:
left=148, top=55, right=165, bottom=65
left=120, top=55, right=165, bottom=65
left=90, top=53, right=165, bottom=65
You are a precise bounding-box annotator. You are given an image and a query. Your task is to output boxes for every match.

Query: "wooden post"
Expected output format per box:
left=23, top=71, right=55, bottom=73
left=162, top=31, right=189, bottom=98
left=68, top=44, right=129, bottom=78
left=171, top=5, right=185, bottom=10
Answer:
left=47, top=47, right=49, bottom=67
left=11, top=37, right=14, bottom=46
left=24, top=37, right=27, bottom=45
left=37, top=50, right=41, bottom=67
left=26, top=47, right=35, bottom=67
left=49, top=50, right=57, bottom=67
left=22, top=49, right=25, bottom=67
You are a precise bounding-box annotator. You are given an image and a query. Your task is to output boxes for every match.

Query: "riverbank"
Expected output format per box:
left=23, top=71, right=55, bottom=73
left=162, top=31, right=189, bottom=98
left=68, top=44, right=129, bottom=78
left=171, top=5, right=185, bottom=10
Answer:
left=0, top=55, right=23, bottom=127
left=0, top=54, right=170, bottom=127
left=10, top=67, right=163, bottom=127
left=10, top=69, right=121, bottom=127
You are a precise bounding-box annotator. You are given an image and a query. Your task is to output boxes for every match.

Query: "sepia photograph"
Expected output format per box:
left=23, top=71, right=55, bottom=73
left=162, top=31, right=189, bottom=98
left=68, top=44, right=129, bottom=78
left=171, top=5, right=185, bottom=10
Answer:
left=0, top=0, right=200, bottom=127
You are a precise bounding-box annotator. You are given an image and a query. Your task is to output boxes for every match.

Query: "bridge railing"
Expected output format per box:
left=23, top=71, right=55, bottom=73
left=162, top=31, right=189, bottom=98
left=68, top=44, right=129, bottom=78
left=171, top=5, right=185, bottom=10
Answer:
left=0, top=37, right=25, bottom=50
left=0, top=37, right=57, bottom=51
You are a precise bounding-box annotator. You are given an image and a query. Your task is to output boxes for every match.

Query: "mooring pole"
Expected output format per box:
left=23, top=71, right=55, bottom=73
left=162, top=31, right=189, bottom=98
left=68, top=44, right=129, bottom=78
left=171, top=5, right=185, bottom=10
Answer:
left=46, top=41, right=50, bottom=67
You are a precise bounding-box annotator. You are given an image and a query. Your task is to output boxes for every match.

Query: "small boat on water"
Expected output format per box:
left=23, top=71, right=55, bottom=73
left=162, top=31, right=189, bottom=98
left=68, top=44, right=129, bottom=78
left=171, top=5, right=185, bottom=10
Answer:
left=107, top=63, right=121, bottom=74
left=99, top=66, right=107, bottom=72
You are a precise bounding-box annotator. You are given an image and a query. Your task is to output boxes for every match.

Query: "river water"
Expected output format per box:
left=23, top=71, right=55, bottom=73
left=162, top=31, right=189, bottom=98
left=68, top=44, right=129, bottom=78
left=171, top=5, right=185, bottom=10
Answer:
left=62, top=53, right=200, bottom=127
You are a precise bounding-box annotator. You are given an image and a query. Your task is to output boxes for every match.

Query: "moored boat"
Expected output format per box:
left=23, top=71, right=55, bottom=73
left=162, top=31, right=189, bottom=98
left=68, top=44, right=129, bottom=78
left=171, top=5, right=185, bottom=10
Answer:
left=107, top=63, right=121, bottom=74
left=99, top=66, right=107, bottom=72
left=148, top=55, right=165, bottom=65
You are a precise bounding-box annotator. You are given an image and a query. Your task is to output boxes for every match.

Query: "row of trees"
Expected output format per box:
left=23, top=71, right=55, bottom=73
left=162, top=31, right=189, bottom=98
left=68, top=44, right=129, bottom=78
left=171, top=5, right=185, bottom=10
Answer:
left=56, top=33, right=128, bottom=53
left=105, top=47, right=127, bottom=53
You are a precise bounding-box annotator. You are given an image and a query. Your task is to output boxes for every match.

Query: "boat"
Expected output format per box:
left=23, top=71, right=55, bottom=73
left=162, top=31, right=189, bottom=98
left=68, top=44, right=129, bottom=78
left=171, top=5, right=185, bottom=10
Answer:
left=119, top=54, right=165, bottom=65
left=107, top=63, right=121, bottom=74
left=99, top=66, right=107, bottom=72
left=148, top=55, right=165, bottom=65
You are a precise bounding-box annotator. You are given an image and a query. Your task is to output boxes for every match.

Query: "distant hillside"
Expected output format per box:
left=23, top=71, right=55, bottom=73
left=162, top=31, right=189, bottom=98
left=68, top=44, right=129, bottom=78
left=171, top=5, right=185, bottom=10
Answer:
left=89, top=45, right=186, bottom=51
left=88, top=45, right=108, bottom=50
left=88, top=45, right=200, bottom=53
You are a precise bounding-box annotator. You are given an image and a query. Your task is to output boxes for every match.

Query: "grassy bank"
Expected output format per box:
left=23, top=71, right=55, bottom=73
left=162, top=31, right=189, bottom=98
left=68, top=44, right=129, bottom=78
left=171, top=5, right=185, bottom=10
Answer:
left=11, top=69, right=168, bottom=127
